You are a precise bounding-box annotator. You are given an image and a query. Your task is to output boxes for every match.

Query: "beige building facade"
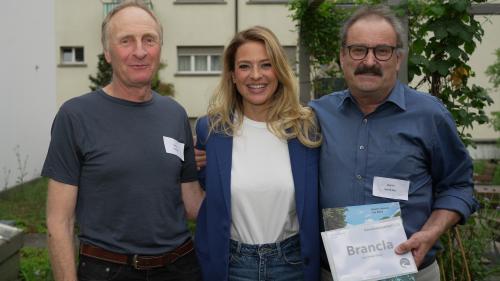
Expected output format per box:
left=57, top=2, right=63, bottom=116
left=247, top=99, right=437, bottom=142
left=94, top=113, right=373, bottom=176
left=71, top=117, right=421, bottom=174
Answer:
left=54, top=0, right=296, bottom=118
left=54, top=1, right=499, bottom=156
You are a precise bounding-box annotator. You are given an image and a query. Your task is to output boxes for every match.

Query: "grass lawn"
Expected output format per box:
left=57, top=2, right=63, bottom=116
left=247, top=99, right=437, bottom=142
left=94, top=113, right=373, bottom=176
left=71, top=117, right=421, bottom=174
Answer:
left=1, top=173, right=498, bottom=280
left=0, top=177, right=197, bottom=281
left=0, top=178, right=52, bottom=281
left=0, top=177, right=48, bottom=233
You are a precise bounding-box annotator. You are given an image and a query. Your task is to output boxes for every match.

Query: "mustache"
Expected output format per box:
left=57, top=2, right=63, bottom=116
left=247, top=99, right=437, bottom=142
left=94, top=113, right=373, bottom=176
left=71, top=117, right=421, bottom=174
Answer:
left=354, top=65, right=383, bottom=76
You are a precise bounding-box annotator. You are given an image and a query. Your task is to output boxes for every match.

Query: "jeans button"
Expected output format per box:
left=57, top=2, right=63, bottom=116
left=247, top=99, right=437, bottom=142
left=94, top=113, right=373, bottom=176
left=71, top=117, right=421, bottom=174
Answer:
left=303, top=257, right=310, bottom=265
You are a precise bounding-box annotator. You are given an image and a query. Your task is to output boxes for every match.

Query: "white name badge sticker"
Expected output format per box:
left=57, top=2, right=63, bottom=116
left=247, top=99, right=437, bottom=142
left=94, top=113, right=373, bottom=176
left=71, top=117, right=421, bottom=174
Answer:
left=163, top=136, right=184, bottom=161
left=372, top=176, right=409, bottom=201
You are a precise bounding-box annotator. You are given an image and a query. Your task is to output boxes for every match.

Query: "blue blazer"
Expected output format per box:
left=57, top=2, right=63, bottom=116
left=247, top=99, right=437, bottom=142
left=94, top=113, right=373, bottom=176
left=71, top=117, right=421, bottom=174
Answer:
left=194, top=116, right=320, bottom=281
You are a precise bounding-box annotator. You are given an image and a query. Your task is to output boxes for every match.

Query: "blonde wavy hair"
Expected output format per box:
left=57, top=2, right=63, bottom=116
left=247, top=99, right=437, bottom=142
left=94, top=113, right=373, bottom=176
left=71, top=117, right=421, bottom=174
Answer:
left=207, top=26, right=321, bottom=148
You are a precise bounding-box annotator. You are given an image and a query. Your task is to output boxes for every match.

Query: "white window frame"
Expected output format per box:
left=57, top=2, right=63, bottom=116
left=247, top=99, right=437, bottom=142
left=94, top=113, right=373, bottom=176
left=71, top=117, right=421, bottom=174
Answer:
left=177, top=47, right=223, bottom=75
left=60, top=46, right=85, bottom=65
left=174, top=0, right=226, bottom=4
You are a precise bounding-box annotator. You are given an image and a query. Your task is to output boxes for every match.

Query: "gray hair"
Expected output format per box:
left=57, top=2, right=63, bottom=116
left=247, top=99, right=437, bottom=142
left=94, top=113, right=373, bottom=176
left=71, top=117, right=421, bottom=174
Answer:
left=101, top=0, right=163, bottom=50
left=341, top=5, right=405, bottom=51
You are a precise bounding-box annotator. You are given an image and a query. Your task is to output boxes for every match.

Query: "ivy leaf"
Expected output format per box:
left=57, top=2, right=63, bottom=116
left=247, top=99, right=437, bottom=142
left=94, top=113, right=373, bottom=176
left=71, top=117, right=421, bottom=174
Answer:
left=448, top=46, right=461, bottom=60
left=452, top=0, right=468, bottom=12
left=429, top=5, right=445, bottom=17
left=430, top=60, right=452, bottom=76
left=412, top=38, right=426, bottom=54
left=464, top=41, right=476, bottom=54
left=446, top=24, right=462, bottom=36
left=458, top=28, right=473, bottom=42
left=434, top=25, right=448, bottom=40
left=409, top=54, right=428, bottom=67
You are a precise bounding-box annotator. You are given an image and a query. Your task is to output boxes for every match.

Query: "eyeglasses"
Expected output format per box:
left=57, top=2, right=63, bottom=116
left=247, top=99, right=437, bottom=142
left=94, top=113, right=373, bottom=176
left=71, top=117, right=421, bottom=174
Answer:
left=345, top=45, right=398, bottom=61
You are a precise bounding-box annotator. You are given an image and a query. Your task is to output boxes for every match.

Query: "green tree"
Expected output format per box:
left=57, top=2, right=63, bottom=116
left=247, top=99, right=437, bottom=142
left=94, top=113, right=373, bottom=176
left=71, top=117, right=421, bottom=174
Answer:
left=289, top=0, right=380, bottom=95
left=486, top=48, right=500, bottom=88
left=88, top=53, right=174, bottom=96
left=402, top=0, right=492, bottom=146
left=486, top=48, right=500, bottom=141
left=89, top=54, right=112, bottom=91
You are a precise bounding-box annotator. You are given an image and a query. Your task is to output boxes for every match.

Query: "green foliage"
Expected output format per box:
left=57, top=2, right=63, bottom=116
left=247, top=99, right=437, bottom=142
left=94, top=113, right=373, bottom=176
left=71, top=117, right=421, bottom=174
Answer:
left=401, top=0, right=492, bottom=146
left=289, top=0, right=380, bottom=77
left=290, top=0, right=493, bottom=147
left=20, top=248, right=54, bottom=281
left=486, top=48, right=500, bottom=88
left=493, top=164, right=500, bottom=185
left=88, top=53, right=112, bottom=91
left=88, top=53, right=175, bottom=96
left=0, top=178, right=48, bottom=233
left=289, top=0, right=350, bottom=71
left=473, top=160, right=486, bottom=175
left=289, top=0, right=381, bottom=96
left=438, top=194, right=500, bottom=281
left=486, top=49, right=500, bottom=145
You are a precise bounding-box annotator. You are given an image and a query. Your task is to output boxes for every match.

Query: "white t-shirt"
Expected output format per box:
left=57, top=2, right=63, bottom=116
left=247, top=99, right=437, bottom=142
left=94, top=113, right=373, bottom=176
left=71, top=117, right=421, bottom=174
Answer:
left=230, top=116, right=299, bottom=244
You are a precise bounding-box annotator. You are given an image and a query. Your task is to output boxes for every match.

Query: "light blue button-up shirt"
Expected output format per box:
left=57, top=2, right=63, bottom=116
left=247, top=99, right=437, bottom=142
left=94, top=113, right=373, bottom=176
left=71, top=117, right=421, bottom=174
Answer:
left=310, top=81, right=478, bottom=268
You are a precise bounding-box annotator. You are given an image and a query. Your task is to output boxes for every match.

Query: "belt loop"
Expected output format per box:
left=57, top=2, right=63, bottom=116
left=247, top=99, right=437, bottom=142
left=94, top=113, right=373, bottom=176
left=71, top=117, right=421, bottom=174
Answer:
left=276, top=240, right=282, bottom=257
left=132, top=255, right=139, bottom=270
left=236, top=241, right=242, bottom=254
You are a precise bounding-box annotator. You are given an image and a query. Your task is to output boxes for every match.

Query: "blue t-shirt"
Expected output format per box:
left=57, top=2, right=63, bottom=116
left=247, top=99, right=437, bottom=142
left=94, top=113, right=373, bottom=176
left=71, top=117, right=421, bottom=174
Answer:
left=42, top=90, right=198, bottom=255
left=310, top=81, right=478, bottom=267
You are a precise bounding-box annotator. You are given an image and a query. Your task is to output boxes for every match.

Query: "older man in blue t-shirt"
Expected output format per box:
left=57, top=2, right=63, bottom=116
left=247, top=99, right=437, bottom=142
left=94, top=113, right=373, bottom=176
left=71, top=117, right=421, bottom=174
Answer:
left=43, top=2, right=204, bottom=281
left=310, top=5, right=477, bottom=281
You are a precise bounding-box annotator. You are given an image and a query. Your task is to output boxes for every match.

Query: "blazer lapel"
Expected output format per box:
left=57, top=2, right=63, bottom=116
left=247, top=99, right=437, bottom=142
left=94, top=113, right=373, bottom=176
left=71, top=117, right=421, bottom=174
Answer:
left=214, top=134, right=233, bottom=217
left=288, top=139, right=306, bottom=224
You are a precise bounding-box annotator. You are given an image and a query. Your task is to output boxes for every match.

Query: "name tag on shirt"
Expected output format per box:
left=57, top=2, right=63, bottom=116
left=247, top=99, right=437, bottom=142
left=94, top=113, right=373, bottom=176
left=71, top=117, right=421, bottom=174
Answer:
left=163, top=136, right=184, bottom=161
left=372, top=176, right=409, bottom=201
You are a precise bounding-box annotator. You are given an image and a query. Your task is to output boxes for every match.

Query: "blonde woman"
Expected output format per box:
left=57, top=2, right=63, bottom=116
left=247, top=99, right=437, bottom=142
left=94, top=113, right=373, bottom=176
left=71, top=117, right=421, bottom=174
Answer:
left=194, top=26, right=321, bottom=281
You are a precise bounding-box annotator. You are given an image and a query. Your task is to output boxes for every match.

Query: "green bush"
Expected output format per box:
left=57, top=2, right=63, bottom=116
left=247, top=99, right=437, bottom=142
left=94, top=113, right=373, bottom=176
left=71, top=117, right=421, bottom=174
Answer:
left=474, top=160, right=487, bottom=175
left=492, top=165, right=500, bottom=185
left=438, top=194, right=500, bottom=280
left=0, top=178, right=48, bottom=233
left=19, top=248, right=53, bottom=281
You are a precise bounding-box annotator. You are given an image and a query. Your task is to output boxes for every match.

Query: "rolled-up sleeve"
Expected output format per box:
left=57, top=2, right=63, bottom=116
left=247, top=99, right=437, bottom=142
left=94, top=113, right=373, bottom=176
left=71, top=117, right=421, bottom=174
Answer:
left=430, top=108, right=479, bottom=224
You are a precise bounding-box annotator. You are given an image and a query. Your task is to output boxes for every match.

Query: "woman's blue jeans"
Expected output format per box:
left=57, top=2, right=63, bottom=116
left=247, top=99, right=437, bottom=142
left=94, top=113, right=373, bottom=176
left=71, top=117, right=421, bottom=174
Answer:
left=228, top=234, right=304, bottom=281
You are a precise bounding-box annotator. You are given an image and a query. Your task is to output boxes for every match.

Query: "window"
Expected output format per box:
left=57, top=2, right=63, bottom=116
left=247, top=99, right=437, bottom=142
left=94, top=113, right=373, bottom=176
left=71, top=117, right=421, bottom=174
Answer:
left=174, top=0, right=226, bottom=4
left=60, top=47, right=85, bottom=65
left=246, top=0, right=289, bottom=4
left=103, top=1, right=153, bottom=16
left=177, top=47, right=223, bottom=74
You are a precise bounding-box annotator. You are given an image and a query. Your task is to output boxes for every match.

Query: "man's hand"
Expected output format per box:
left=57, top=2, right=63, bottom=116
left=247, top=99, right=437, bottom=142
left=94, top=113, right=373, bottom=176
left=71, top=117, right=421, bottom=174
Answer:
left=194, top=148, right=206, bottom=170
left=395, top=228, right=440, bottom=267
left=395, top=209, right=460, bottom=267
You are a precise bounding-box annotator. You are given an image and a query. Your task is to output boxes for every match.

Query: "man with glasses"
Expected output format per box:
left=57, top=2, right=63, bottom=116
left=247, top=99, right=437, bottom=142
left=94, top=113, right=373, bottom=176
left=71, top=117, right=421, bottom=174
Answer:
left=310, top=5, right=477, bottom=281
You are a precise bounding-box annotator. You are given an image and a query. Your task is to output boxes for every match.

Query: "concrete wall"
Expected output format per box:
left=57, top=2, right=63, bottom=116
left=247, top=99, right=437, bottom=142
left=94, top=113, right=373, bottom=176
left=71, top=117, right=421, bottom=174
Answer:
left=0, top=0, right=56, bottom=191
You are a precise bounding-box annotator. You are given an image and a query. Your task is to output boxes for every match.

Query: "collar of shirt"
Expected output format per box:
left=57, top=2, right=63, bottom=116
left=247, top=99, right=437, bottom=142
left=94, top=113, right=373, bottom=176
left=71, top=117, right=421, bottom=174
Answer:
left=337, top=81, right=407, bottom=112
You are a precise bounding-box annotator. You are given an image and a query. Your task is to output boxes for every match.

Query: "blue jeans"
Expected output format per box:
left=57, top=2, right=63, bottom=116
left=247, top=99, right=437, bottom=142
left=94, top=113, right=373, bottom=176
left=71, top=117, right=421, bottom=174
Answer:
left=77, top=250, right=201, bottom=281
left=228, top=234, right=304, bottom=281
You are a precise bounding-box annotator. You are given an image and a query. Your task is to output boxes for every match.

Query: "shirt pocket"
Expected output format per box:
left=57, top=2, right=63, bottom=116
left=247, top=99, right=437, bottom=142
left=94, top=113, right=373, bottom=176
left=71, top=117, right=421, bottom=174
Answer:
left=372, top=145, right=424, bottom=180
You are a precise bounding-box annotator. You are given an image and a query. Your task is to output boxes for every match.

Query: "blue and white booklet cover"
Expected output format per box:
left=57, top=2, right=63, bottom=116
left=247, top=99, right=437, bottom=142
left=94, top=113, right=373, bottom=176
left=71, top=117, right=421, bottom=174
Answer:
left=321, top=202, right=417, bottom=281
